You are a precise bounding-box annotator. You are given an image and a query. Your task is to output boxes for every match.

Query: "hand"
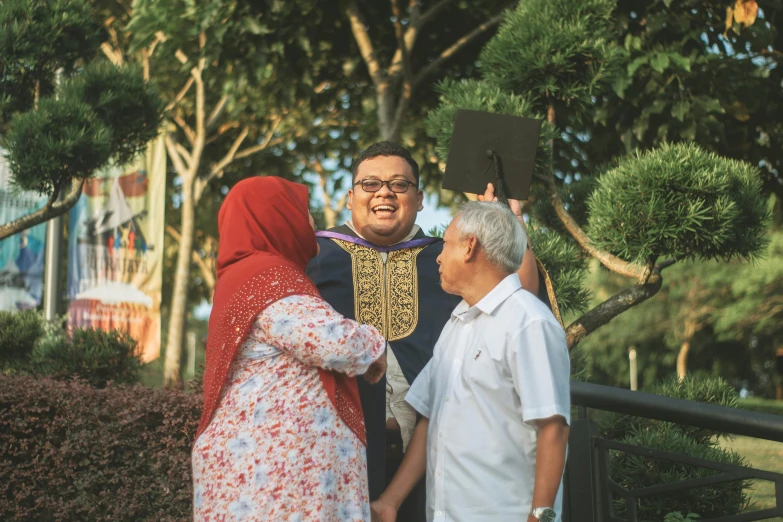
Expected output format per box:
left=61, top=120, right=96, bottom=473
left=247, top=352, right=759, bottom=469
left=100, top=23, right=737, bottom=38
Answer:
left=371, top=498, right=398, bottom=522
left=364, top=351, right=387, bottom=384
left=477, top=182, right=525, bottom=220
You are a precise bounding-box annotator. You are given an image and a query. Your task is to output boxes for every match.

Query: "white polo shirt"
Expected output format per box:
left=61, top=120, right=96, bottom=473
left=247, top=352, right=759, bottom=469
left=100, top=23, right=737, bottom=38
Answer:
left=406, top=274, right=570, bottom=522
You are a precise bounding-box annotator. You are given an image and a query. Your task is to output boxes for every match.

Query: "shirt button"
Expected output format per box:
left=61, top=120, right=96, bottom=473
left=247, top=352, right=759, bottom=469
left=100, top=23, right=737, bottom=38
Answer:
left=438, top=432, right=443, bottom=437
left=445, top=396, right=450, bottom=402
left=437, top=511, right=442, bottom=516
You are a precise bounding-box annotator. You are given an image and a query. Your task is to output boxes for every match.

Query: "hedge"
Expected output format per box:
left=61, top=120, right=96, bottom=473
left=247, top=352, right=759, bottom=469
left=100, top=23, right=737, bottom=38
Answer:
left=0, top=375, right=200, bottom=521
left=737, top=397, right=783, bottom=416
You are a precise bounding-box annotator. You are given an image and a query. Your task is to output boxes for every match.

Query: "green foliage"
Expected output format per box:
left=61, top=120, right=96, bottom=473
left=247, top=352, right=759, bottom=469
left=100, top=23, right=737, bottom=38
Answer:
left=479, top=0, right=621, bottom=117
left=587, top=143, right=769, bottom=263
left=737, top=397, right=783, bottom=417
left=581, top=0, right=783, bottom=201
left=601, top=377, right=749, bottom=521
left=0, top=0, right=102, bottom=71
left=425, top=78, right=556, bottom=173
left=0, top=0, right=103, bottom=124
left=60, top=62, right=164, bottom=165
left=579, top=233, right=783, bottom=396
left=5, top=61, right=163, bottom=195
left=529, top=227, right=590, bottom=316
left=5, top=95, right=112, bottom=194
left=664, top=513, right=700, bottom=522
left=30, top=328, right=143, bottom=388
left=0, top=310, right=45, bottom=370
left=713, top=229, right=783, bottom=340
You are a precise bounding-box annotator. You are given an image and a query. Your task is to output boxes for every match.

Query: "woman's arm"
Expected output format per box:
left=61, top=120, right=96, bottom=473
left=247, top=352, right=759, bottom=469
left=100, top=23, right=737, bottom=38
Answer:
left=254, top=294, right=385, bottom=377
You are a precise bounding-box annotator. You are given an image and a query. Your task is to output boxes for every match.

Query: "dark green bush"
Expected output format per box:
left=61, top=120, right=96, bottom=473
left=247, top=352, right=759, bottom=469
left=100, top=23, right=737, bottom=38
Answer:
left=0, top=310, right=45, bottom=370
left=737, top=397, right=783, bottom=416
left=599, top=377, right=749, bottom=521
left=0, top=375, right=199, bottom=521
left=30, top=327, right=143, bottom=387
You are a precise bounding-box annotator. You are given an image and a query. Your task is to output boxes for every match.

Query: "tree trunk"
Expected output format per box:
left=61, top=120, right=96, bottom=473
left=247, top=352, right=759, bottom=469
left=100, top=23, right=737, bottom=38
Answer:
left=676, top=319, right=697, bottom=381
left=164, top=176, right=196, bottom=385
left=676, top=341, right=690, bottom=382
left=377, top=83, right=400, bottom=143
left=324, top=206, right=338, bottom=229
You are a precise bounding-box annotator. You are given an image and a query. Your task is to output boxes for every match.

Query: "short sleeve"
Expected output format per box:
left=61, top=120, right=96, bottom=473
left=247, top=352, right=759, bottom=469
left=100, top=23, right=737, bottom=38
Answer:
left=508, top=319, right=571, bottom=425
left=405, top=360, right=433, bottom=419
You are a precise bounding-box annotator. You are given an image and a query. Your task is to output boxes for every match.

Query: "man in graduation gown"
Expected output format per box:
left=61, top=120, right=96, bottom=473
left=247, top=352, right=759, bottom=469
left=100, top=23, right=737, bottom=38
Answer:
left=306, top=141, right=553, bottom=520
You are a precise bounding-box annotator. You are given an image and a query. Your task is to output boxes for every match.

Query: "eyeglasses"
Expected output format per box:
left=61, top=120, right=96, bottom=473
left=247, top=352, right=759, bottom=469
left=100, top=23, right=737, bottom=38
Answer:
left=354, top=179, right=417, bottom=193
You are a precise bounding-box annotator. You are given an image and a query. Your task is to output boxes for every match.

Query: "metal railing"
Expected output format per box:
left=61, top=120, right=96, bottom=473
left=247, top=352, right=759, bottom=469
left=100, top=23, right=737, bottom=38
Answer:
left=563, top=381, right=783, bottom=522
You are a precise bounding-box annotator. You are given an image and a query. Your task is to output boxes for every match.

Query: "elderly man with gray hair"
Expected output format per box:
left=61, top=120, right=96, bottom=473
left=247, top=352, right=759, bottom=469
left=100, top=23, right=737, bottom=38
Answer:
left=371, top=201, right=571, bottom=522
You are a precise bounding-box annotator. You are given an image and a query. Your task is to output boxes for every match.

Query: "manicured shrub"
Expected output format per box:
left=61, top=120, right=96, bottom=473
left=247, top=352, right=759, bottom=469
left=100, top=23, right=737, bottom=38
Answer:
left=0, top=310, right=45, bottom=371
left=0, top=375, right=200, bottom=521
left=30, top=327, right=143, bottom=387
left=600, top=377, right=749, bottom=521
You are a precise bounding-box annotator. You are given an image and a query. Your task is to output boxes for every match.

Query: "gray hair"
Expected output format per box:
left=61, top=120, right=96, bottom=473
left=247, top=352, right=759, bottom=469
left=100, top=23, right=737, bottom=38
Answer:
left=453, top=201, right=527, bottom=274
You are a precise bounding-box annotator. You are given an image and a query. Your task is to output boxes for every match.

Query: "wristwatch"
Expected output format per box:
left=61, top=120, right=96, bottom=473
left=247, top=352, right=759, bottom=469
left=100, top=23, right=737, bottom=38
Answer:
left=530, top=507, right=556, bottom=522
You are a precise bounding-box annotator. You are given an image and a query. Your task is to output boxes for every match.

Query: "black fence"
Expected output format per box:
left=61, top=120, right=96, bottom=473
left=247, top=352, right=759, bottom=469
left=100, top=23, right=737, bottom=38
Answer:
left=563, top=382, right=783, bottom=522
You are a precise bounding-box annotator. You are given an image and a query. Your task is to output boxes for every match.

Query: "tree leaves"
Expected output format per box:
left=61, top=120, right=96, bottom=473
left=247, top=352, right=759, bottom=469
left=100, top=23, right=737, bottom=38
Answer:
left=586, top=143, right=769, bottom=263
left=725, top=0, right=759, bottom=35
left=672, top=101, right=690, bottom=122
left=649, top=52, right=670, bottom=73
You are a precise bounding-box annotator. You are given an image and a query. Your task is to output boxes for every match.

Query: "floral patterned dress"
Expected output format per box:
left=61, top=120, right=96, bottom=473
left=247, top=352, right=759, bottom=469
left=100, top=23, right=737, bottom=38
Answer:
left=192, top=294, right=386, bottom=522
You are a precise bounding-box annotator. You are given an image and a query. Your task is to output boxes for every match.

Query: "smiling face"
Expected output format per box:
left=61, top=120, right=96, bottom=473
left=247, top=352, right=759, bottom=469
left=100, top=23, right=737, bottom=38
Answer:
left=347, top=155, right=423, bottom=246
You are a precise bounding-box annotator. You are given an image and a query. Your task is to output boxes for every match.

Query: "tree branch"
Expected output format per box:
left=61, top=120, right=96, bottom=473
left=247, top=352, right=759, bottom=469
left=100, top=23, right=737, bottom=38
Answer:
left=100, top=42, right=124, bottom=66
left=566, top=269, right=664, bottom=349
left=201, top=126, right=250, bottom=188
left=165, top=76, right=195, bottom=112
left=174, top=142, right=193, bottom=170
left=414, top=10, right=506, bottom=88
left=0, top=179, right=83, bottom=241
left=387, top=0, right=417, bottom=80
left=233, top=116, right=283, bottom=160
left=205, top=121, right=241, bottom=145
left=542, top=97, right=649, bottom=282
left=547, top=179, right=650, bottom=280
left=417, top=0, right=458, bottom=27
left=345, top=1, right=387, bottom=87
left=171, top=111, right=196, bottom=146
left=165, top=225, right=216, bottom=295
left=165, top=134, right=190, bottom=179
left=205, top=95, right=228, bottom=131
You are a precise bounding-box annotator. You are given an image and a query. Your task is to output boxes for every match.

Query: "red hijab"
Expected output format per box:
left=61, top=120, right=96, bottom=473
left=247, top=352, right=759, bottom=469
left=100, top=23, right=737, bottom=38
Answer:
left=196, top=176, right=366, bottom=444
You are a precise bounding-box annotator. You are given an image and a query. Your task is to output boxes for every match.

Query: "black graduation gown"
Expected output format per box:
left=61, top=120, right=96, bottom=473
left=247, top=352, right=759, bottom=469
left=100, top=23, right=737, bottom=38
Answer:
left=306, top=226, right=461, bottom=501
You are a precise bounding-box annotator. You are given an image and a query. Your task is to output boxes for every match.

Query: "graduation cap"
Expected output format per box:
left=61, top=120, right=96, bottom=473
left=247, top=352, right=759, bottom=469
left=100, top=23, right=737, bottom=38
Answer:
left=443, top=109, right=542, bottom=205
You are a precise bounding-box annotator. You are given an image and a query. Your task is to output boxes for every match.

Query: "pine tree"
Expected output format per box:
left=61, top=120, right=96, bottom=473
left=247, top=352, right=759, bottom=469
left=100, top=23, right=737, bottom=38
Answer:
left=425, top=0, right=770, bottom=348
left=0, top=0, right=163, bottom=240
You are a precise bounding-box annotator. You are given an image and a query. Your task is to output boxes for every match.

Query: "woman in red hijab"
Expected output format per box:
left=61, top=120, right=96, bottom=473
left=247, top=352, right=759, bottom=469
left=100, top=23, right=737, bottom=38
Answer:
left=192, top=177, right=386, bottom=522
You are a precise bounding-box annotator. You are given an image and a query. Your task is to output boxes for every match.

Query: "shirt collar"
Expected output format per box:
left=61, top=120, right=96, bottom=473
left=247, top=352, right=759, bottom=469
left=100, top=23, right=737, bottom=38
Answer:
left=344, top=220, right=421, bottom=244
left=452, top=274, right=522, bottom=321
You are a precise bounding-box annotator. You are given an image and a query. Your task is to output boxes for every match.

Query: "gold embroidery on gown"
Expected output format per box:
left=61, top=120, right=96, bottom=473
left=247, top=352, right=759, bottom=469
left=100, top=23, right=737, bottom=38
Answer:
left=333, top=240, right=425, bottom=341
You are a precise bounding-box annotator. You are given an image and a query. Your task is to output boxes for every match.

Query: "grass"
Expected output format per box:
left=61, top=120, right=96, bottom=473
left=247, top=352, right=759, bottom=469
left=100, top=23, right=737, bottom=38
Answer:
left=720, top=436, right=783, bottom=521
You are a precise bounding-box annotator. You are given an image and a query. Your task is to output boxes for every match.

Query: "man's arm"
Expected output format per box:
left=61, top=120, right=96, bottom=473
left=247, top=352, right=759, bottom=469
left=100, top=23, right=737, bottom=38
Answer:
left=517, top=234, right=539, bottom=295
left=528, top=415, right=569, bottom=521
left=371, top=418, right=429, bottom=522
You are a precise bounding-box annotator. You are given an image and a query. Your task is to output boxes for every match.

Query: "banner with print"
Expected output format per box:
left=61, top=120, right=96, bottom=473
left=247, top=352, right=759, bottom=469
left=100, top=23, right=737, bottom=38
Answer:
left=67, top=137, right=166, bottom=362
left=0, top=148, right=48, bottom=312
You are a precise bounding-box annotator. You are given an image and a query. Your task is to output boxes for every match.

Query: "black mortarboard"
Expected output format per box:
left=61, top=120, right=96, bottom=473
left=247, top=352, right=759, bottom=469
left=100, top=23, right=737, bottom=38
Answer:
left=443, top=109, right=542, bottom=203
